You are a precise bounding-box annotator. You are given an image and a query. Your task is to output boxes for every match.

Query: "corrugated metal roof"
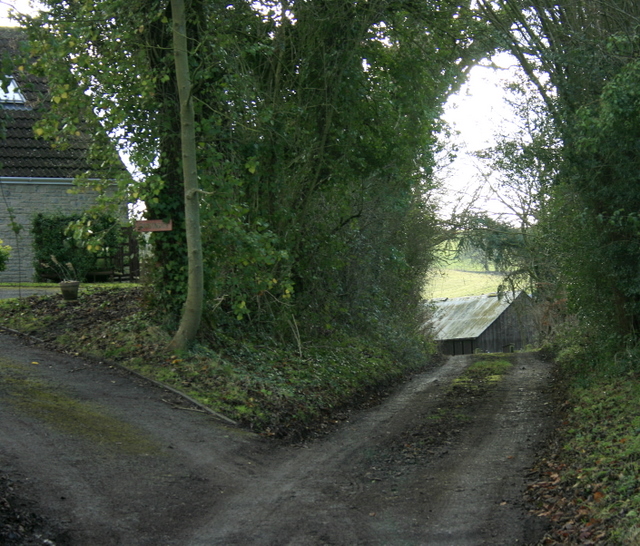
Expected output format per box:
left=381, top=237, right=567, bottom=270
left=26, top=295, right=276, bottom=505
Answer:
left=426, top=292, right=522, bottom=341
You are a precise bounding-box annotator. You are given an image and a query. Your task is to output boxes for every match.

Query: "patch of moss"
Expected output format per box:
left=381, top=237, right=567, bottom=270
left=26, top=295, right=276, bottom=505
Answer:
left=0, top=299, right=55, bottom=332
left=451, top=358, right=512, bottom=393
left=1, top=362, right=158, bottom=456
left=469, top=358, right=512, bottom=375
left=425, top=406, right=470, bottom=424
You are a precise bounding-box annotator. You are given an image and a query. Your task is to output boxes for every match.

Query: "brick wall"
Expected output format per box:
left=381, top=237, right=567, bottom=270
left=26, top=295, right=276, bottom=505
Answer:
left=0, top=179, right=101, bottom=283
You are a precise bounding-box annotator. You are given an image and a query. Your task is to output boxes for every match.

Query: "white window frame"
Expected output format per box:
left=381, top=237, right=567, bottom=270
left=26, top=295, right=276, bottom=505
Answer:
left=0, top=77, right=26, bottom=105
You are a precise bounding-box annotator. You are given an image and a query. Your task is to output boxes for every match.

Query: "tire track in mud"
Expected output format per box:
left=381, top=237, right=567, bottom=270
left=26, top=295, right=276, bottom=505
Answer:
left=186, top=353, right=553, bottom=545
left=0, top=333, right=553, bottom=545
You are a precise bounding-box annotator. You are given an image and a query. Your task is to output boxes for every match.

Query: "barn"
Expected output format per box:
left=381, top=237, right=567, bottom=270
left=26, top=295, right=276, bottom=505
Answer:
left=426, top=291, right=535, bottom=355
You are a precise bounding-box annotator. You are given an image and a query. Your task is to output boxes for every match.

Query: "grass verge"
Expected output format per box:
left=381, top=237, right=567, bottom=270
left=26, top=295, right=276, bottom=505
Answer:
left=0, top=287, right=434, bottom=440
left=528, top=371, right=640, bottom=544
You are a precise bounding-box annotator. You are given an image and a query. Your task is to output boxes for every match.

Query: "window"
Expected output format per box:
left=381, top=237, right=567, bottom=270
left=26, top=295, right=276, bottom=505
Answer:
left=0, top=77, right=26, bottom=107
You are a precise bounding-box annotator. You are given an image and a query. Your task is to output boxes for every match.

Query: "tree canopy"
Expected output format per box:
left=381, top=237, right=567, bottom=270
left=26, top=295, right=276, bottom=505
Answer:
left=475, top=0, right=640, bottom=362
left=18, top=0, right=489, bottom=350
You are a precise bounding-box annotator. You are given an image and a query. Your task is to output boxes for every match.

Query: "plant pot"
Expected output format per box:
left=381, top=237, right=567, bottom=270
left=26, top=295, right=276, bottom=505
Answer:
left=59, top=281, right=80, bottom=301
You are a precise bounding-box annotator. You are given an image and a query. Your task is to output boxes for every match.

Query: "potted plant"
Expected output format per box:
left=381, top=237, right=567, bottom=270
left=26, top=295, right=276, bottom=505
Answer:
left=42, top=256, right=80, bottom=300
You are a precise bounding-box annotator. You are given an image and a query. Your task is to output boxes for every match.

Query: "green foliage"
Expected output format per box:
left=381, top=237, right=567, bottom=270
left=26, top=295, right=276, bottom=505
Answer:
left=0, top=239, right=10, bottom=272
left=20, top=0, right=489, bottom=348
left=555, top=376, right=640, bottom=543
left=565, top=55, right=640, bottom=334
left=458, top=216, right=524, bottom=273
left=32, top=213, right=123, bottom=282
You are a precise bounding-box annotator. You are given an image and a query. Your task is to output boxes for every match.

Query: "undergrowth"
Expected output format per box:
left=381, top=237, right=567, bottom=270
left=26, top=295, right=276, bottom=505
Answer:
left=530, top=331, right=640, bottom=544
left=0, top=286, right=435, bottom=440
left=539, top=374, right=640, bottom=544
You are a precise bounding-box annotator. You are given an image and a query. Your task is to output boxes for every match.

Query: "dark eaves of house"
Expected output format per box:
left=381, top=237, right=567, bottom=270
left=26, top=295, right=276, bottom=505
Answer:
left=0, top=26, right=95, bottom=179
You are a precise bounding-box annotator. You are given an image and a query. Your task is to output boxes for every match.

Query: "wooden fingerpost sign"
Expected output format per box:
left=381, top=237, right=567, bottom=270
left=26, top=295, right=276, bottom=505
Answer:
left=134, top=219, right=173, bottom=232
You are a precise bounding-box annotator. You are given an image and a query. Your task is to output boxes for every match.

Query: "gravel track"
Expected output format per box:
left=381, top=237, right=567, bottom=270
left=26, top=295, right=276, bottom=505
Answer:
left=0, top=334, right=553, bottom=545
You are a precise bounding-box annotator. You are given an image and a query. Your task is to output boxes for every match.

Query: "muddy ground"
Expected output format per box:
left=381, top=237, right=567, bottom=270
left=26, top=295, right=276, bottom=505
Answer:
left=0, top=333, right=554, bottom=545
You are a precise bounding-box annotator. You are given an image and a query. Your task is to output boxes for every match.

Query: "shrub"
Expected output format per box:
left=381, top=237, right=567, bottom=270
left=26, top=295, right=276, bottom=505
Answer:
left=0, top=239, right=10, bottom=271
left=32, top=213, right=122, bottom=282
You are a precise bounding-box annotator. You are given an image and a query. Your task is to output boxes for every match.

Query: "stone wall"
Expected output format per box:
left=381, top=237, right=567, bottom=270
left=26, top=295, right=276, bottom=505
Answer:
left=0, top=179, right=101, bottom=283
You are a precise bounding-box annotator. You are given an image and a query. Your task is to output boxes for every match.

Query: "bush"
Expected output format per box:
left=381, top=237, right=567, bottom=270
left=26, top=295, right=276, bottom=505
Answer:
left=0, top=239, right=10, bottom=271
left=32, top=213, right=122, bottom=282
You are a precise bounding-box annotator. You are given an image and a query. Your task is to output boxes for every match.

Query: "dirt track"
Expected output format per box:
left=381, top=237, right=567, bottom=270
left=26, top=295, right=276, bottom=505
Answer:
left=0, top=333, right=553, bottom=545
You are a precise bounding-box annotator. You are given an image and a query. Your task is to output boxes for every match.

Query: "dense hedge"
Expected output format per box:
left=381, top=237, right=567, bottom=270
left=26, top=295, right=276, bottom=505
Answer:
left=0, top=239, right=10, bottom=272
left=32, top=213, right=122, bottom=282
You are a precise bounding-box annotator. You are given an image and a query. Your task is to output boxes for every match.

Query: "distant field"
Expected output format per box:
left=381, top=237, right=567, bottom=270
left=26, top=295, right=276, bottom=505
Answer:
left=423, top=269, right=504, bottom=299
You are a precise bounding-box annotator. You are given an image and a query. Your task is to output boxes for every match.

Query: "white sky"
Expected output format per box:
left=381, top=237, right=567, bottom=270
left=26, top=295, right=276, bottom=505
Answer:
left=437, top=52, right=522, bottom=219
left=0, top=0, right=34, bottom=25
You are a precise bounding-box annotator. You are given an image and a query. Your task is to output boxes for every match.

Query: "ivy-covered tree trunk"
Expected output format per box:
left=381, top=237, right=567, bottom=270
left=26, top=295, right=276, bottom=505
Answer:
left=168, top=0, right=204, bottom=351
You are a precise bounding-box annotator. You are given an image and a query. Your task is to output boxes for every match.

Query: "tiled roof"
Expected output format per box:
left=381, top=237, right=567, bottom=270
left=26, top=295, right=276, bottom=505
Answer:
left=0, top=27, right=94, bottom=179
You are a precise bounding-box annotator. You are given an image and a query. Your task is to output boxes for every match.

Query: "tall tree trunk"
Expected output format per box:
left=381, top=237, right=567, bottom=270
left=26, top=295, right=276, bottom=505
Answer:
left=168, top=0, right=204, bottom=351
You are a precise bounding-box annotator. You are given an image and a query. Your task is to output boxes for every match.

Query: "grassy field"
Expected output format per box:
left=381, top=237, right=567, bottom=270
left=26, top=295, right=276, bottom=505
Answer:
left=423, top=268, right=504, bottom=299
left=422, top=244, right=505, bottom=299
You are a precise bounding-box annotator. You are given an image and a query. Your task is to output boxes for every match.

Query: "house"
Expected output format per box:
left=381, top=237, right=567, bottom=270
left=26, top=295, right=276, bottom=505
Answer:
left=0, top=27, right=133, bottom=282
left=425, top=291, right=535, bottom=355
